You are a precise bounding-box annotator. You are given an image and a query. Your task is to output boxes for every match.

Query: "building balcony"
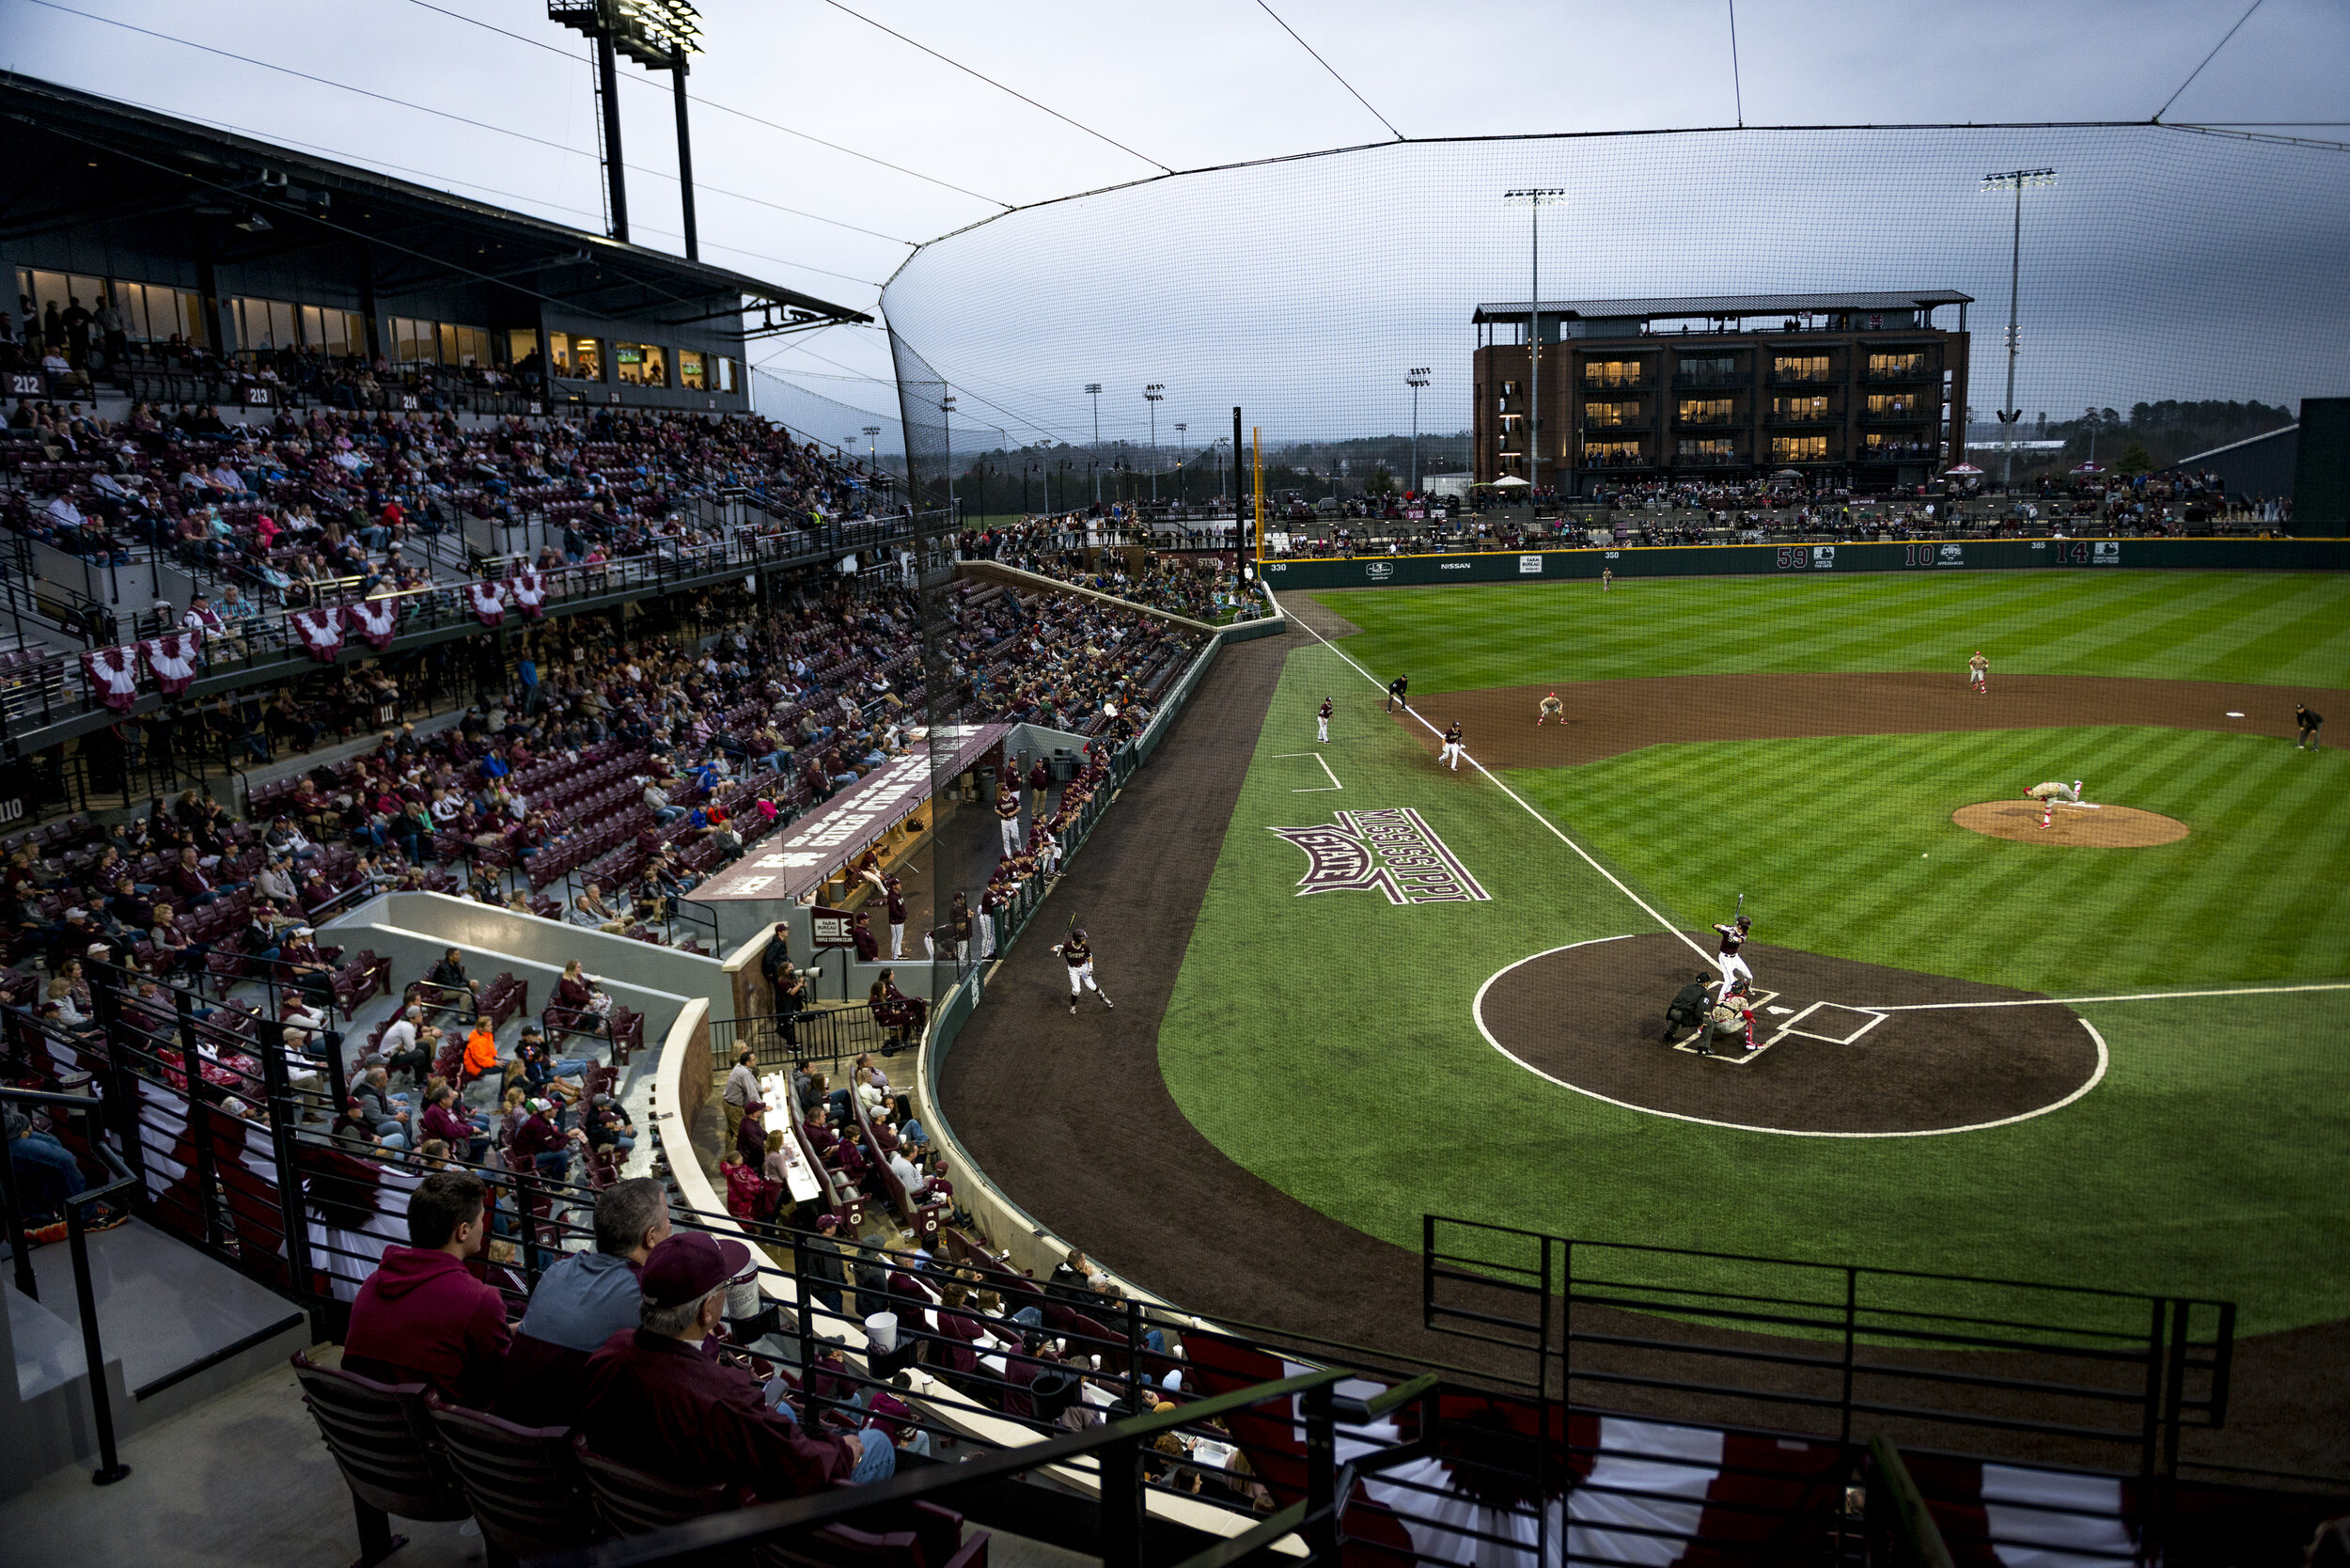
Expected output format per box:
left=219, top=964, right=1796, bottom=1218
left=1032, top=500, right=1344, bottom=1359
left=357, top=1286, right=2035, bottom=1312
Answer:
left=1579, top=415, right=1654, bottom=431
left=1767, top=369, right=1840, bottom=386
left=1673, top=370, right=1748, bottom=389
left=1673, top=414, right=1740, bottom=430
left=1857, top=441, right=1937, bottom=462
left=1674, top=451, right=1747, bottom=468
left=1578, top=450, right=1651, bottom=470
left=1859, top=406, right=1933, bottom=424
left=1765, top=414, right=1840, bottom=429
left=1580, top=377, right=1649, bottom=393
left=1863, top=365, right=1935, bottom=383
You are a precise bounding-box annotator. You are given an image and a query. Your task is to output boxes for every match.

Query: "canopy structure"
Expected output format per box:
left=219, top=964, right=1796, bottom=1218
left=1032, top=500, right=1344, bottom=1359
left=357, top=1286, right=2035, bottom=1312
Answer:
left=690, top=724, right=1013, bottom=907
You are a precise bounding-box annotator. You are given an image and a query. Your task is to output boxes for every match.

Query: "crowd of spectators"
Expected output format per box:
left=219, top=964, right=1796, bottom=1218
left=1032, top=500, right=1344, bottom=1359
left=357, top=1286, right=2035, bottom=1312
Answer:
left=961, top=519, right=1246, bottom=621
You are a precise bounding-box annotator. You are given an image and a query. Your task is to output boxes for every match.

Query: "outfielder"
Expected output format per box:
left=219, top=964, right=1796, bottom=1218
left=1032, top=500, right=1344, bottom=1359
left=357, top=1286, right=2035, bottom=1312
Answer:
left=1052, top=928, right=1113, bottom=1013
left=1317, top=698, right=1332, bottom=743
left=995, top=783, right=1024, bottom=855
left=1602, top=567, right=1613, bottom=592
left=1968, top=651, right=1989, bottom=695
left=1537, top=691, right=1564, bottom=726
left=1439, top=721, right=1465, bottom=770
left=2024, top=778, right=2083, bottom=830
left=1712, top=915, right=1754, bottom=996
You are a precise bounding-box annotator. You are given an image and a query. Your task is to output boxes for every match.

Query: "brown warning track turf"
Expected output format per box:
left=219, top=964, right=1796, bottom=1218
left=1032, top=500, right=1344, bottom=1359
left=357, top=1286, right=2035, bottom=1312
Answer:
left=1480, top=934, right=2098, bottom=1135
left=935, top=620, right=2350, bottom=1479
left=1389, top=673, right=2338, bottom=769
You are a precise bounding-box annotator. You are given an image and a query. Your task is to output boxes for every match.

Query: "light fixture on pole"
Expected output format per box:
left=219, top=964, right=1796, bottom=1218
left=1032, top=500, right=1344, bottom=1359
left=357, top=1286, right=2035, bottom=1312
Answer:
left=1144, top=384, right=1166, bottom=505
left=941, top=392, right=957, bottom=521
left=1173, top=422, right=1187, bottom=509
left=1982, top=166, right=2055, bottom=489
left=861, top=425, right=880, bottom=468
left=1405, top=368, right=1431, bottom=494
left=548, top=1, right=704, bottom=250
left=1083, top=383, right=1103, bottom=505
left=1503, top=190, right=1565, bottom=504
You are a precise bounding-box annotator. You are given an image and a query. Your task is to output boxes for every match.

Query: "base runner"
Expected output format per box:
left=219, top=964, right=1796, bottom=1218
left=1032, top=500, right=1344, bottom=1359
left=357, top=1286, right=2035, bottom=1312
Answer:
left=1537, top=691, right=1564, bottom=726
left=1968, top=651, right=1989, bottom=694
left=1051, top=928, right=1113, bottom=1014
left=1439, top=721, right=1465, bottom=770
left=2025, top=778, right=2083, bottom=829
left=1317, top=698, right=1332, bottom=743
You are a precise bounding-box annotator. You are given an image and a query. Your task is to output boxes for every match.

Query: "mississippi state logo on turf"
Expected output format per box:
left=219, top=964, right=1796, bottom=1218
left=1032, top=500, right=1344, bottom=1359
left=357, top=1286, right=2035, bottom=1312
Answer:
left=1267, top=808, right=1489, bottom=905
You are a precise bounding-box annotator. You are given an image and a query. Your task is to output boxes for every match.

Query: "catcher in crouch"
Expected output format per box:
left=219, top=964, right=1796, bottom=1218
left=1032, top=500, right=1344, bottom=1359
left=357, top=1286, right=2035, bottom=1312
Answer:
left=1693, top=981, right=1758, bottom=1058
left=2024, top=778, right=2085, bottom=830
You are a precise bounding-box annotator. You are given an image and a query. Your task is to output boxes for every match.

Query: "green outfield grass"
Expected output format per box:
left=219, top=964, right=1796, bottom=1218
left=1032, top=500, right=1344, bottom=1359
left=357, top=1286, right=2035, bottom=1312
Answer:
left=1311, top=570, right=2350, bottom=692
left=1153, top=574, right=2350, bottom=1334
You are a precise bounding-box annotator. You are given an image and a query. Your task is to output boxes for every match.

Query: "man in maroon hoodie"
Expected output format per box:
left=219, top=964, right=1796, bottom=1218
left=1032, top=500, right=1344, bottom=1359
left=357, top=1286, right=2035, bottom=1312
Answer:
left=342, top=1171, right=510, bottom=1406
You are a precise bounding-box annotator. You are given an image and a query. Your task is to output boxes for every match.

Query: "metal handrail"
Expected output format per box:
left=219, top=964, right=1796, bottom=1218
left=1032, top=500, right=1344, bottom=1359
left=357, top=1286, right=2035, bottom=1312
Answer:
left=541, top=1368, right=1353, bottom=1568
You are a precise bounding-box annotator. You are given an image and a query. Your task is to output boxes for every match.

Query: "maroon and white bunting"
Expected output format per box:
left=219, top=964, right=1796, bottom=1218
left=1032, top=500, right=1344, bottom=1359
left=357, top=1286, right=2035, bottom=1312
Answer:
left=509, top=567, right=547, bottom=619
left=345, top=596, right=399, bottom=651
left=136, top=631, right=203, bottom=697
left=466, top=580, right=508, bottom=627
left=84, top=645, right=143, bottom=712
left=293, top=606, right=346, bottom=663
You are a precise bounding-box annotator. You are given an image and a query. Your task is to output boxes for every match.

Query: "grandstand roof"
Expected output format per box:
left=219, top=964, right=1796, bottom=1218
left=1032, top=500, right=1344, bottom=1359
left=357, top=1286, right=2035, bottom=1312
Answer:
left=1472, top=290, right=1973, bottom=324
left=0, top=71, right=869, bottom=337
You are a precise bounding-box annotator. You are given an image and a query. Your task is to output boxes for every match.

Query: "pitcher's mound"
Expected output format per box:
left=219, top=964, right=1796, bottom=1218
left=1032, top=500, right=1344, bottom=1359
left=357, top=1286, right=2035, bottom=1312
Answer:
left=1954, top=800, right=2189, bottom=846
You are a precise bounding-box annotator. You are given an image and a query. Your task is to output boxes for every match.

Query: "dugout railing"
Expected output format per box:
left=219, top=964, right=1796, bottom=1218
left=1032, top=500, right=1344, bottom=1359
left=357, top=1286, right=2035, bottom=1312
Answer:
left=1423, top=1214, right=2239, bottom=1553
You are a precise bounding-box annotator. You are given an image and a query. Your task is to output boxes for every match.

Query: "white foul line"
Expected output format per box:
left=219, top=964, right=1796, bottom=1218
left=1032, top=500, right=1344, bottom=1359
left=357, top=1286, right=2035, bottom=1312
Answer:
left=1291, top=613, right=1713, bottom=964
left=1272, top=751, right=1343, bottom=792
left=1863, top=980, right=2350, bottom=1011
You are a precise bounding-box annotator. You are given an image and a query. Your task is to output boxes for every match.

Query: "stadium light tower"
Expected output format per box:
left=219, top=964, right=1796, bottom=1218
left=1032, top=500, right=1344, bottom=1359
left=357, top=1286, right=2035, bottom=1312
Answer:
left=1174, top=422, right=1187, bottom=508
left=1144, top=384, right=1166, bottom=503
left=941, top=391, right=957, bottom=520
left=549, top=0, right=704, bottom=254
left=1084, top=383, right=1104, bottom=505
left=1503, top=190, right=1565, bottom=503
left=862, top=425, right=881, bottom=467
left=1982, top=167, right=2056, bottom=489
left=1406, top=368, right=1432, bottom=494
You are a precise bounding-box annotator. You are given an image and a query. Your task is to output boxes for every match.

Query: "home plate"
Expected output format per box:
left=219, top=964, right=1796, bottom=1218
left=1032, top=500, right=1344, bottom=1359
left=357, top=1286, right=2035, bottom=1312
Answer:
left=2226, top=711, right=2246, bottom=718
left=1765, top=1005, right=1794, bottom=1015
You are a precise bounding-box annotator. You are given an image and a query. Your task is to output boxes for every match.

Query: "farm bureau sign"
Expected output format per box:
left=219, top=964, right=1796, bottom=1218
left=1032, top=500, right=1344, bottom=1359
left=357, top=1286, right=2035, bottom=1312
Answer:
left=1268, top=807, right=1490, bottom=905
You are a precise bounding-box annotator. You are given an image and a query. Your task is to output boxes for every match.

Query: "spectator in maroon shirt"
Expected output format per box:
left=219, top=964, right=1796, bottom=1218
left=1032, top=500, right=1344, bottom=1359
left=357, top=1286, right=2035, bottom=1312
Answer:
left=173, top=847, right=219, bottom=907
left=579, top=1232, right=891, bottom=1498
left=341, top=1171, right=510, bottom=1406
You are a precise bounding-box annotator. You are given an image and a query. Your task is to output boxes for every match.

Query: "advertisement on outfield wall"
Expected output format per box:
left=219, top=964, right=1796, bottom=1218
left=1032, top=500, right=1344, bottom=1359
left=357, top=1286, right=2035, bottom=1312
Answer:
left=1259, top=537, right=2350, bottom=589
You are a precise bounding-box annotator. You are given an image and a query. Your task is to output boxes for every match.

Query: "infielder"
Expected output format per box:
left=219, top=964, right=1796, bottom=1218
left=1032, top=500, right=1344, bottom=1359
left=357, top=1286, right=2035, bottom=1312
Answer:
left=1537, top=691, right=1564, bottom=726
left=1051, top=928, right=1113, bottom=1013
left=1317, top=698, right=1332, bottom=743
left=995, top=783, right=1023, bottom=855
left=1712, top=915, right=1754, bottom=997
left=2024, top=778, right=2083, bottom=830
left=1439, top=721, right=1466, bottom=770
left=1968, top=651, right=1989, bottom=695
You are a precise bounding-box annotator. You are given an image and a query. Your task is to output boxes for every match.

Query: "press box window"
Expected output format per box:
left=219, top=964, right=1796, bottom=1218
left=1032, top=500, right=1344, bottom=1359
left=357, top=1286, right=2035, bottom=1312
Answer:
left=616, top=342, right=668, bottom=387
left=678, top=350, right=707, bottom=390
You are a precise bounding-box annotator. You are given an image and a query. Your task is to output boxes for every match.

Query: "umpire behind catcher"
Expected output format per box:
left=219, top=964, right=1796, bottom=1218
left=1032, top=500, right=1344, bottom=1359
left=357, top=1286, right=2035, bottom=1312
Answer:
left=1662, top=972, right=1714, bottom=1043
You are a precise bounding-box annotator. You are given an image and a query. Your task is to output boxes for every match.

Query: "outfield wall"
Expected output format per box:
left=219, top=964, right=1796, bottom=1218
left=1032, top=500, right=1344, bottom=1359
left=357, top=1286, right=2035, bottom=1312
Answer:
left=1261, top=536, right=2350, bottom=590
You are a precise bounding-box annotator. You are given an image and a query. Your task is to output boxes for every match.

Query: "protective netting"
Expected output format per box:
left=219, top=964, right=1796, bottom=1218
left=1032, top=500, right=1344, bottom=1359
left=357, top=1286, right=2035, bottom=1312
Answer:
left=749, top=366, right=907, bottom=481
left=879, top=125, right=2350, bottom=476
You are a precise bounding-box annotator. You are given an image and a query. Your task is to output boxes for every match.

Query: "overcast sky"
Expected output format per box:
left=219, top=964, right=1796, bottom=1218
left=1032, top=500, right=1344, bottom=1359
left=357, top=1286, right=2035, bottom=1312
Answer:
left=10, top=0, right=2348, bottom=447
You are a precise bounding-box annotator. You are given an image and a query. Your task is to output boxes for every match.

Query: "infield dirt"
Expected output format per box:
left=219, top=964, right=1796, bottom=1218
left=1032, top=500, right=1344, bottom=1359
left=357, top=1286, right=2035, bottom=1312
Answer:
left=1387, top=673, right=2328, bottom=768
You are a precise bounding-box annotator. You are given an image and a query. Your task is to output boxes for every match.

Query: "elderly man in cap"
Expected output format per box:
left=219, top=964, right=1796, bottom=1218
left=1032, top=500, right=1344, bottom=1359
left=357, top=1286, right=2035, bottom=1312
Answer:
left=580, top=1231, right=897, bottom=1497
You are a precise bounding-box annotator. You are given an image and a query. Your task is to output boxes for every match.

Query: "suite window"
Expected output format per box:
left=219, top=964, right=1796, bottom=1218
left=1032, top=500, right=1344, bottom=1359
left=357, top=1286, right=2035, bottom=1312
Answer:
left=1771, top=435, right=1828, bottom=462
left=508, top=328, right=541, bottom=368
left=1677, top=398, right=1733, bottom=424
left=616, top=342, right=668, bottom=387
left=299, top=306, right=363, bottom=355
left=1869, top=352, right=1926, bottom=376
left=1681, top=355, right=1739, bottom=380
left=1583, top=400, right=1640, bottom=428
left=1771, top=395, right=1830, bottom=421
left=1582, top=439, right=1642, bottom=463
left=1866, top=393, right=1922, bottom=418
left=1677, top=437, right=1735, bottom=460
left=113, top=280, right=205, bottom=344
left=714, top=355, right=736, bottom=393
left=678, top=349, right=708, bottom=390
left=1774, top=354, right=1830, bottom=381
left=232, top=297, right=297, bottom=352
left=554, top=335, right=603, bottom=381
left=1582, top=360, right=1642, bottom=388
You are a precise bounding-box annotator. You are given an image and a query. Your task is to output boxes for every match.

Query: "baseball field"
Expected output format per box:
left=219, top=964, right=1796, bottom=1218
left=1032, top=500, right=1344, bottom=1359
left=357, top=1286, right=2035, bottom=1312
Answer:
left=1148, top=570, right=2350, bottom=1336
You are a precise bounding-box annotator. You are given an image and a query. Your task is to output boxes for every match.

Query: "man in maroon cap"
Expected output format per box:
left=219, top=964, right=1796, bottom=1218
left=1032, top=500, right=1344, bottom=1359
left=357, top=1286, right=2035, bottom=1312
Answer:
left=579, top=1231, right=898, bottom=1497
left=342, top=1171, right=510, bottom=1405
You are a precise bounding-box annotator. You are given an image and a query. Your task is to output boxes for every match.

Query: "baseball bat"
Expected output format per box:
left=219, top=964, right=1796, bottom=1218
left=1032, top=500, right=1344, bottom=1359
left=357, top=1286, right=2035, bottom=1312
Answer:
left=1735, top=891, right=1744, bottom=918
